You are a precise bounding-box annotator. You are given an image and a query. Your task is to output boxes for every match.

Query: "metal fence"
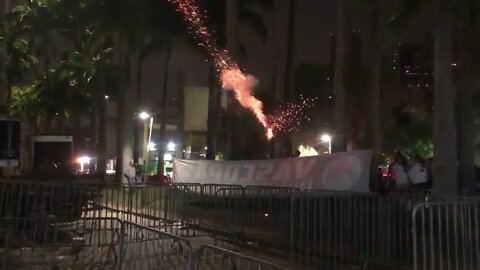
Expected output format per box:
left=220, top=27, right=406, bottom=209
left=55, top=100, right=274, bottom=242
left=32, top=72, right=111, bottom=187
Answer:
left=412, top=201, right=480, bottom=270
left=2, top=180, right=480, bottom=270
left=121, top=221, right=192, bottom=269
left=0, top=217, right=123, bottom=269
left=0, top=216, right=286, bottom=270
left=288, top=193, right=422, bottom=269
left=196, top=245, right=289, bottom=270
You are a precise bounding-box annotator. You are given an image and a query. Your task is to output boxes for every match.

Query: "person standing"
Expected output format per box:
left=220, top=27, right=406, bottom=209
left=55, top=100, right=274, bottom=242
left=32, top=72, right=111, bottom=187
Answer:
left=408, top=155, right=429, bottom=190
left=390, top=152, right=409, bottom=191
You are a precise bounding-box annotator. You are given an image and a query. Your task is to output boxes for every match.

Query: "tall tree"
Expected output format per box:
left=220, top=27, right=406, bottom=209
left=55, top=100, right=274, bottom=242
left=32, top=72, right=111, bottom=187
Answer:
left=433, top=0, right=457, bottom=195
left=333, top=0, right=349, bottom=152
left=456, top=0, right=476, bottom=194
left=225, top=0, right=241, bottom=160
left=0, top=0, right=11, bottom=115
left=156, top=38, right=172, bottom=176
left=366, top=0, right=381, bottom=191
left=270, top=0, right=295, bottom=158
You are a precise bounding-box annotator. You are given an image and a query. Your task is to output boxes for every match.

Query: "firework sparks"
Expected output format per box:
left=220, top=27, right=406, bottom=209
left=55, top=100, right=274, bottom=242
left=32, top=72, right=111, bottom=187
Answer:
left=268, top=96, right=317, bottom=135
left=168, top=0, right=315, bottom=140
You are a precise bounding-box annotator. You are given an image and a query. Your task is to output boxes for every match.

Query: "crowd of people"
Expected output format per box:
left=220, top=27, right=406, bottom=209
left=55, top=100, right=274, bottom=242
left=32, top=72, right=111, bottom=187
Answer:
left=388, top=152, right=431, bottom=192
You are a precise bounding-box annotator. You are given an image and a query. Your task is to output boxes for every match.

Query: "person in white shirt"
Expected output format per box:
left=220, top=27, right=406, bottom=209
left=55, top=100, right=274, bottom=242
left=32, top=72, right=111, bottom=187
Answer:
left=390, top=152, right=409, bottom=191
left=124, top=162, right=137, bottom=186
left=408, top=155, right=429, bottom=189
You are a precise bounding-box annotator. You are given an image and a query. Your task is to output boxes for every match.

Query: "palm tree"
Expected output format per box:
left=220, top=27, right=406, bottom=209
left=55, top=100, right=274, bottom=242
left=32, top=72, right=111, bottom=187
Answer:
left=0, top=0, right=11, bottom=115
left=361, top=0, right=429, bottom=191
left=332, top=0, right=349, bottom=152
left=366, top=0, right=381, bottom=191
left=456, top=0, right=476, bottom=194
left=95, top=0, right=146, bottom=182
left=269, top=0, right=295, bottom=158
left=225, top=0, right=241, bottom=160
left=433, top=0, right=457, bottom=195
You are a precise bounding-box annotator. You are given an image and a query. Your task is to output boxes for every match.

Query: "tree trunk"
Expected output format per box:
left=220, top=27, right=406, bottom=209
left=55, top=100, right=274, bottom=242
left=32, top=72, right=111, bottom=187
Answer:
left=156, top=39, right=172, bottom=176
left=0, top=0, right=11, bottom=116
left=367, top=0, right=381, bottom=192
left=133, top=43, right=144, bottom=164
left=456, top=12, right=475, bottom=195
left=225, top=0, right=240, bottom=160
left=281, top=0, right=296, bottom=157
left=333, top=0, right=349, bottom=152
left=272, top=0, right=291, bottom=158
left=206, top=65, right=220, bottom=160
left=433, top=0, right=457, bottom=195
left=115, top=34, right=132, bottom=183
left=97, top=67, right=107, bottom=181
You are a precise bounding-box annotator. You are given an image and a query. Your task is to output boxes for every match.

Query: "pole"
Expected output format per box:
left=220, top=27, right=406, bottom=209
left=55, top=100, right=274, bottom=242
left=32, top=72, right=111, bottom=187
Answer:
left=144, top=116, right=153, bottom=181
left=6, top=121, right=11, bottom=179
left=328, top=140, right=332, bottom=154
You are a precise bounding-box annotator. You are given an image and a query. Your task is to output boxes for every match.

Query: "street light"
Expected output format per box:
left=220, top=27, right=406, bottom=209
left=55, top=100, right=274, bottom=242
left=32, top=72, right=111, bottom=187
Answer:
left=320, top=134, right=332, bottom=154
left=139, top=111, right=150, bottom=120
left=76, top=156, right=91, bottom=173
left=167, top=142, right=176, bottom=151
left=148, top=142, right=156, bottom=151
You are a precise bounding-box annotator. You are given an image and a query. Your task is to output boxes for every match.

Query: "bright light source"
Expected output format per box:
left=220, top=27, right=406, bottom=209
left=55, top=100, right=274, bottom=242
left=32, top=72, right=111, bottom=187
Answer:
left=298, top=145, right=318, bottom=157
left=139, top=112, right=150, bottom=120
left=320, top=134, right=332, bottom=154
left=321, top=134, right=332, bottom=143
left=204, top=146, right=208, bottom=150
left=167, top=142, right=176, bottom=151
left=164, top=153, right=173, bottom=161
left=148, top=142, right=156, bottom=151
left=104, top=95, right=109, bottom=100
left=76, top=156, right=91, bottom=164
left=264, top=213, right=269, bottom=217
left=76, top=156, right=91, bottom=172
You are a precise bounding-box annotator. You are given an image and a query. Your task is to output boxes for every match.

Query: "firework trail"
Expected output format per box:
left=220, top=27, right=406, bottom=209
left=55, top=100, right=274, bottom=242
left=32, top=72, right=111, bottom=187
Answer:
left=169, top=0, right=313, bottom=140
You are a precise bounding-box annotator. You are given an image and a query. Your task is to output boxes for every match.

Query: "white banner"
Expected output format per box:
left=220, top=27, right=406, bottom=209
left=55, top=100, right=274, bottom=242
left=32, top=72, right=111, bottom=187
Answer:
left=173, top=150, right=373, bottom=192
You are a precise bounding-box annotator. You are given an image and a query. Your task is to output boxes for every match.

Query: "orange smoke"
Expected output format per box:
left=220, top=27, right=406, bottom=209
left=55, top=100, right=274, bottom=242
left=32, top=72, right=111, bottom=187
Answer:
left=221, top=68, right=273, bottom=139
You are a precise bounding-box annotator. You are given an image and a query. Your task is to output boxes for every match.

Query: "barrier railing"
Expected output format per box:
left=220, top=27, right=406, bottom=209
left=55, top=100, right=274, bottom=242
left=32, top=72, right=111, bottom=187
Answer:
left=121, top=221, right=192, bottom=269
left=2, top=180, right=480, bottom=270
left=412, top=201, right=480, bottom=270
left=0, top=216, right=286, bottom=270
left=196, top=245, right=289, bottom=270
left=0, top=217, right=123, bottom=269
left=288, top=193, right=423, bottom=269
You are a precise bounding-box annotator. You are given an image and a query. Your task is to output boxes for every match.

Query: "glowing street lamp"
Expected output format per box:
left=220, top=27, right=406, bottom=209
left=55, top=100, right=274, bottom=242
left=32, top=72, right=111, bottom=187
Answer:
left=148, top=142, right=156, bottom=151
left=76, top=156, right=91, bottom=172
left=167, top=142, right=176, bottom=151
left=139, top=111, right=150, bottom=120
left=321, top=134, right=332, bottom=154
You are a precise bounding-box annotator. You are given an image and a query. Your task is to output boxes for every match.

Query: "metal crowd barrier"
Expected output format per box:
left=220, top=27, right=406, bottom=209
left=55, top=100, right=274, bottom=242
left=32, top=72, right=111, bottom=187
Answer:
left=288, top=192, right=432, bottom=269
left=0, top=217, right=123, bottom=269
left=0, top=216, right=286, bottom=270
left=412, top=201, right=480, bottom=270
left=0, top=180, right=99, bottom=220
left=3, top=180, right=480, bottom=270
left=120, top=221, right=192, bottom=269
left=162, top=184, right=298, bottom=248
left=195, top=245, right=289, bottom=270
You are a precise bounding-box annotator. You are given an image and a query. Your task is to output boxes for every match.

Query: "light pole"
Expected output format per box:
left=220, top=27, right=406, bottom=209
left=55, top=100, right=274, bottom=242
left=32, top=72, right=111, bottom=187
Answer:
left=321, top=134, right=332, bottom=154
left=139, top=112, right=154, bottom=181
